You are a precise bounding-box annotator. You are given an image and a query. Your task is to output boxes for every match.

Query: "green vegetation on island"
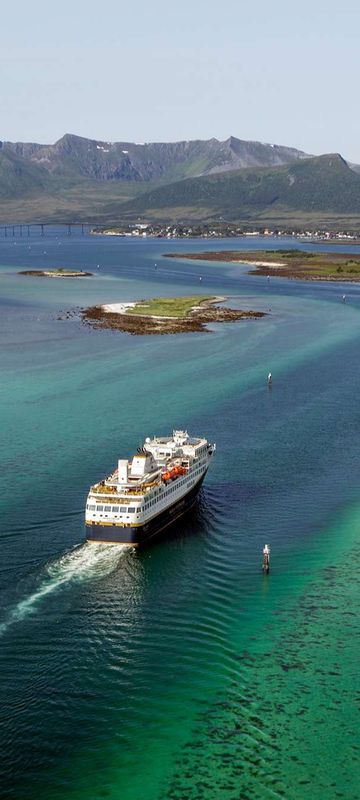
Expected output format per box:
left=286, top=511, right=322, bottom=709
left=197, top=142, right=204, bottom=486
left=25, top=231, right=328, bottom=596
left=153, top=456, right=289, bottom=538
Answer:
left=127, top=296, right=212, bottom=318
left=82, top=296, right=266, bottom=335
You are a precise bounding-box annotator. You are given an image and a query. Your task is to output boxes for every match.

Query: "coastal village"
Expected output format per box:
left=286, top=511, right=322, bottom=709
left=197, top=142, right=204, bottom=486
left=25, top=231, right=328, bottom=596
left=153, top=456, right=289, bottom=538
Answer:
left=92, top=222, right=360, bottom=241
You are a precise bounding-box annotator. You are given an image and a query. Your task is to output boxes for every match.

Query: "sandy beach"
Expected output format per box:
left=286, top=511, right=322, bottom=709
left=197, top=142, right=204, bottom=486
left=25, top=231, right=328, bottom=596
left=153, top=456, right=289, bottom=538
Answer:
left=102, top=302, right=136, bottom=313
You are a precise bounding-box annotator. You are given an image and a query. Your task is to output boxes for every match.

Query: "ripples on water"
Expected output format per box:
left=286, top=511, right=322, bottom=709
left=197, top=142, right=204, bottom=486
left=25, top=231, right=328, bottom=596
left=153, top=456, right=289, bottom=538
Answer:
left=0, top=543, right=128, bottom=636
left=2, top=231, right=360, bottom=799
left=161, top=509, right=360, bottom=800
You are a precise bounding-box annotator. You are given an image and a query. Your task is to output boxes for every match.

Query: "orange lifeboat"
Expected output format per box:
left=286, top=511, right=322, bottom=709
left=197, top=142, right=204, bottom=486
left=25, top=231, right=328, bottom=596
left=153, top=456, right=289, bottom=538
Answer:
left=162, top=465, right=187, bottom=482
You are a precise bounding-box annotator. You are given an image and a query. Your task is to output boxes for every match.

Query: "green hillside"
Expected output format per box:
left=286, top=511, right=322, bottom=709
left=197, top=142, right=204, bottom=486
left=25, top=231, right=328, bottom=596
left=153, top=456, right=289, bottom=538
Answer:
left=119, top=155, right=360, bottom=222
left=1, top=143, right=360, bottom=227
left=0, top=149, right=57, bottom=199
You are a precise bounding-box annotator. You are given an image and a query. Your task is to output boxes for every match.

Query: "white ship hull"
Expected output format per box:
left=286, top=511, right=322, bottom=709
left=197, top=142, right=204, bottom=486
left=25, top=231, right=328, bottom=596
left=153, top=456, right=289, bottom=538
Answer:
left=85, top=431, right=215, bottom=546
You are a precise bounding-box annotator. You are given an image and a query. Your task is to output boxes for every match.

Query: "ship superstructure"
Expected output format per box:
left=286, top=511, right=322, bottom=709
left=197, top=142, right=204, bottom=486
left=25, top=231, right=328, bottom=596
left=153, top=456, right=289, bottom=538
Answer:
left=85, top=430, right=215, bottom=545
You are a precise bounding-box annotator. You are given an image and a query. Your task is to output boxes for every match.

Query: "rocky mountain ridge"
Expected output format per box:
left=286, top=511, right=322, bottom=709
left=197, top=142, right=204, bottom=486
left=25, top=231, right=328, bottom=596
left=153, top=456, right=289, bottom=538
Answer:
left=0, top=134, right=359, bottom=227
left=0, top=133, right=310, bottom=183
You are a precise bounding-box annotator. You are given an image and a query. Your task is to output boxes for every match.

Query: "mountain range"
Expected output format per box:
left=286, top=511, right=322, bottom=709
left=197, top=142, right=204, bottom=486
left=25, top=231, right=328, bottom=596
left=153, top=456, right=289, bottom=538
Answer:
left=1, top=134, right=310, bottom=183
left=0, top=133, right=360, bottom=227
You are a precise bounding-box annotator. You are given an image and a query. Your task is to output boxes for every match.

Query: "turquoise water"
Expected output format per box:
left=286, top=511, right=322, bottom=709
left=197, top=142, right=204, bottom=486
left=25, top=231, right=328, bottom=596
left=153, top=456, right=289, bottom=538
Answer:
left=1, top=229, right=360, bottom=799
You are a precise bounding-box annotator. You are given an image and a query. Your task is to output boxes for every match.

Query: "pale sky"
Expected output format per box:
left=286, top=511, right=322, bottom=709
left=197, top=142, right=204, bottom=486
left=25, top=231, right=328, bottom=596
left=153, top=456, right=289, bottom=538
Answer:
left=1, top=0, right=359, bottom=161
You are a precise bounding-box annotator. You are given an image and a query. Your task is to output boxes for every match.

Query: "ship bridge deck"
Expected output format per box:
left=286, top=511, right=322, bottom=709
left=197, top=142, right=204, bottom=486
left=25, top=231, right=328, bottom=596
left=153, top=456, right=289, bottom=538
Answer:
left=88, top=432, right=210, bottom=501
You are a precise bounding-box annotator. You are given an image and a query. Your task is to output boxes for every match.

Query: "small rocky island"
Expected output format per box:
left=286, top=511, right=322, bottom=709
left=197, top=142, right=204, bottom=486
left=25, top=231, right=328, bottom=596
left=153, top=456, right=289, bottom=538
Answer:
left=164, top=250, right=360, bottom=281
left=82, top=296, right=266, bottom=335
left=20, top=268, right=93, bottom=278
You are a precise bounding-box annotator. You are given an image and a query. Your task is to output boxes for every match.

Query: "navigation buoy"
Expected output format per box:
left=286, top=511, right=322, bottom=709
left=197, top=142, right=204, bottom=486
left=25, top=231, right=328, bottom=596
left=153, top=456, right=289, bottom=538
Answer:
left=262, top=543, right=270, bottom=574
left=267, top=275, right=270, bottom=282
left=342, top=294, right=346, bottom=303
left=267, top=372, right=272, bottom=386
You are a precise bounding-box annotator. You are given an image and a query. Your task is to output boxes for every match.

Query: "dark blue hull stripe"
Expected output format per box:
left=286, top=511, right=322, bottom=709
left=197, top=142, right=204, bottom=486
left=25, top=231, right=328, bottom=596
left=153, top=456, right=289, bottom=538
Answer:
left=86, top=476, right=205, bottom=545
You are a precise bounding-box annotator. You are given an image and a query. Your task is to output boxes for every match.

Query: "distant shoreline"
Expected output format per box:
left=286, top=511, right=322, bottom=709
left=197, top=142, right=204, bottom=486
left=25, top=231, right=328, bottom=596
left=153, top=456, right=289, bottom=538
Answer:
left=163, top=250, right=360, bottom=282
left=90, top=225, right=360, bottom=242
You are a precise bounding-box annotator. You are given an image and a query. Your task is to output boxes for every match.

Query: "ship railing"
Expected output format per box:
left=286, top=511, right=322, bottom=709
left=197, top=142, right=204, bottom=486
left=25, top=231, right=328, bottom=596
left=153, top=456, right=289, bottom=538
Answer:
left=91, top=498, right=129, bottom=504
left=90, top=484, right=158, bottom=500
left=91, top=474, right=163, bottom=496
left=91, top=484, right=118, bottom=494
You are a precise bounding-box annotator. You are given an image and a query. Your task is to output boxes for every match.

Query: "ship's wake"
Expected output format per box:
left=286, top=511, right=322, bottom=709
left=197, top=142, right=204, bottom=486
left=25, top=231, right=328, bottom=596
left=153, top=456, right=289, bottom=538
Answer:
left=0, top=542, right=127, bottom=637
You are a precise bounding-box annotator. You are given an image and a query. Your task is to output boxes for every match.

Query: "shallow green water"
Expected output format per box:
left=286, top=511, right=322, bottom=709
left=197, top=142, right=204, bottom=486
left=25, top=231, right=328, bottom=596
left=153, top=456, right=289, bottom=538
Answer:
left=1, top=229, right=360, bottom=799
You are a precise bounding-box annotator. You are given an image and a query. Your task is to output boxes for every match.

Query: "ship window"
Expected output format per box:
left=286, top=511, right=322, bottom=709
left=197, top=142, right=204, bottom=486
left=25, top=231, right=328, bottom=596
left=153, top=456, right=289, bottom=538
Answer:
left=97, top=505, right=104, bottom=511
left=128, top=507, right=135, bottom=513
left=105, top=506, right=111, bottom=512
left=112, top=506, right=119, bottom=512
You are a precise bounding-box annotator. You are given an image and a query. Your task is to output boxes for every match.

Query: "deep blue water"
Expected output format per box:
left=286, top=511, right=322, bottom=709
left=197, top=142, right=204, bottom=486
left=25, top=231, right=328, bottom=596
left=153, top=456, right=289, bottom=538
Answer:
left=1, top=228, right=360, bottom=800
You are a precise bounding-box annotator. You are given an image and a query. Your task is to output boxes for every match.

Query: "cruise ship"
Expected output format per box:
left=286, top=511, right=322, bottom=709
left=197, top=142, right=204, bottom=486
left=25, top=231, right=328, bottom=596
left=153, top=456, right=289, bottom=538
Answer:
left=85, top=431, right=215, bottom=546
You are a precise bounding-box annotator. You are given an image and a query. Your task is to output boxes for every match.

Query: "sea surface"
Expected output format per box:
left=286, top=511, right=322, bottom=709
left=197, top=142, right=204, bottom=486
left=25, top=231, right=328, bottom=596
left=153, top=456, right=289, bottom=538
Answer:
left=1, top=228, right=360, bottom=800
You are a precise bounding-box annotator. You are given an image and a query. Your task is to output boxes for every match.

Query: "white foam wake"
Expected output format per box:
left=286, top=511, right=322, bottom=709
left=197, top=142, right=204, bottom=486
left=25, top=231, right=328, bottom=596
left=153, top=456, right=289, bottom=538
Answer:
left=0, top=542, right=127, bottom=637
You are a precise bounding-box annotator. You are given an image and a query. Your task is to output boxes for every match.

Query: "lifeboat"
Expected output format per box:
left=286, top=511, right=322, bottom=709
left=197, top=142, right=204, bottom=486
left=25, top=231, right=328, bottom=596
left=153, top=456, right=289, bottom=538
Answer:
left=162, top=464, right=187, bottom=483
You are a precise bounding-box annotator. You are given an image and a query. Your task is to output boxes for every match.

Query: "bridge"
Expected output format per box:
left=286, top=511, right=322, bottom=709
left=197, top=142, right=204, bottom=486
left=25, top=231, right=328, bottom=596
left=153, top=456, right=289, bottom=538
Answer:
left=0, top=223, right=91, bottom=237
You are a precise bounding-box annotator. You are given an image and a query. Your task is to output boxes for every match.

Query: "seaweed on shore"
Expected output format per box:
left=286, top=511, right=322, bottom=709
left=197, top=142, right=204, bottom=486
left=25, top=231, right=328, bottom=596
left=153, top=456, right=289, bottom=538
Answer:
left=82, top=298, right=266, bottom=336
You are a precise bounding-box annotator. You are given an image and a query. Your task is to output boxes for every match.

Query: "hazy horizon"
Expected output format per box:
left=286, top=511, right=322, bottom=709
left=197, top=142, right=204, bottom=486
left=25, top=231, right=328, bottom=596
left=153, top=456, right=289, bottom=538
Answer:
left=1, top=0, right=359, bottom=161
